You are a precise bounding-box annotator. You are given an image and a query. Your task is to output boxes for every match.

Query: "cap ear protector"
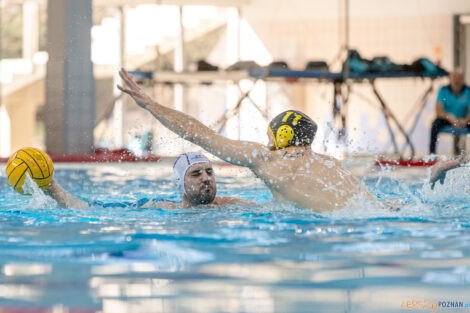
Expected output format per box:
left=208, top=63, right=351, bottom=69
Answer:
left=275, top=125, right=294, bottom=149
left=268, top=110, right=317, bottom=150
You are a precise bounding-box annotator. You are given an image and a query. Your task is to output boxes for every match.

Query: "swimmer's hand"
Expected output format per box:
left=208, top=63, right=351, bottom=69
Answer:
left=430, top=169, right=447, bottom=189
left=429, top=159, right=460, bottom=189
left=117, top=68, right=154, bottom=110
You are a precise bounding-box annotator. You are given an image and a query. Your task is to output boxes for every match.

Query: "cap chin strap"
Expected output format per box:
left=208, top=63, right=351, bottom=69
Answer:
left=268, top=126, right=279, bottom=150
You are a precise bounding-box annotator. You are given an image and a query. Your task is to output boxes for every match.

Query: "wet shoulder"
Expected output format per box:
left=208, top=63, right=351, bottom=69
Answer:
left=260, top=150, right=314, bottom=173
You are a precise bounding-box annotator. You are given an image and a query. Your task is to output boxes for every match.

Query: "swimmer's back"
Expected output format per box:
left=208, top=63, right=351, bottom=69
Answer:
left=252, top=147, right=371, bottom=212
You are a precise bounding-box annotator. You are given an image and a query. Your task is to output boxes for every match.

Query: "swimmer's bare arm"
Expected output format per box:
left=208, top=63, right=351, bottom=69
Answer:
left=46, top=180, right=88, bottom=209
left=140, top=198, right=256, bottom=209
left=46, top=181, right=178, bottom=210
left=118, top=68, right=269, bottom=168
left=139, top=199, right=178, bottom=209
left=213, top=197, right=258, bottom=206
left=430, top=154, right=470, bottom=188
left=140, top=200, right=178, bottom=209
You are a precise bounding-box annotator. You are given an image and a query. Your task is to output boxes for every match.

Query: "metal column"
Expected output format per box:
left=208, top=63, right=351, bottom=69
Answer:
left=45, top=0, right=95, bottom=154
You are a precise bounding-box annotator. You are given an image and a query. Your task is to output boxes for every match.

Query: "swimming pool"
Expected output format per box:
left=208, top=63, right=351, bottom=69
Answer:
left=0, top=160, right=470, bottom=313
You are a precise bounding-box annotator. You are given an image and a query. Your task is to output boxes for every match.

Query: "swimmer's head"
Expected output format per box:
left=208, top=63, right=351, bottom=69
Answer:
left=267, top=110, right=317, bottom=150
left=172, top=152, right=216, bottom=205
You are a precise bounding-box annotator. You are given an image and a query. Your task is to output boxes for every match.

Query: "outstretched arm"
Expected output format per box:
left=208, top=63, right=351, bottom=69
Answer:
left=139, top=199, right=178, bottom=209
left=430, top=154, right=470, bottom=189
left=46, top=182, right=179, bottom=210
left=214, top=197, right=258, bottom=206
left=118, top=69, right=269, bottom=168
left=46, top=180, right=88, bottom=209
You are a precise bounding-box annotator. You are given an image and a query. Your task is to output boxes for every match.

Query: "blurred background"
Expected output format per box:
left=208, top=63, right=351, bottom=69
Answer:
left=0, top=0, right=470, bottom=159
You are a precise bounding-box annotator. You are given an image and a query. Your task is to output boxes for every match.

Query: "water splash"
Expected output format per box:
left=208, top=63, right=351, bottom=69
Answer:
left=421, top=166, right=470, bottom=203
left=23, top=173, right=56, bottom=209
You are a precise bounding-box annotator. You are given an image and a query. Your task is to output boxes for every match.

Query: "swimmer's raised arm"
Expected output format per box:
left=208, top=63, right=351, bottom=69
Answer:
left=46, top=180, right=88, bottom=209
left=118, top=68, right=269, bottom=168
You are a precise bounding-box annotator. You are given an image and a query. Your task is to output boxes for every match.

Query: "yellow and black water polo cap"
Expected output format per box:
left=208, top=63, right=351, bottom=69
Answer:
left=268, top=110, right=317, bottom=150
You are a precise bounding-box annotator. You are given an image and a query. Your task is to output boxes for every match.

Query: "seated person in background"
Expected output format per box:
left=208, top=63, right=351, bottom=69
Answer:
left=118, top=68, right=373, bottom=212
left=429, top=153, right=470, bottom=189
left=46, top=152, right=255, bottom=209
left=429, top=68, right=470, bottom=154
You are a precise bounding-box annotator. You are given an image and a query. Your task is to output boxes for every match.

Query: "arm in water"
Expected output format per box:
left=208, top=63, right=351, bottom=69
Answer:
left=46, top=180, right=177, bottom=210
left=213, top=197, right=258, bottom=206
left=46, top=180, right=88, bottom=209
left=117, top=68, right=269, bottom=168
left=430, top=154, right=470, bottom=189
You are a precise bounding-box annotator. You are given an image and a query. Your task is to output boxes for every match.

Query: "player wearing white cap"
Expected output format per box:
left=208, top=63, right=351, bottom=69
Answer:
left=45, top=152, right=255, bottom=209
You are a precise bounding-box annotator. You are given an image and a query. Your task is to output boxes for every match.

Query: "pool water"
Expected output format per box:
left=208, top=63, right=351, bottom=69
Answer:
left=0, top=160, right=470, bottom=313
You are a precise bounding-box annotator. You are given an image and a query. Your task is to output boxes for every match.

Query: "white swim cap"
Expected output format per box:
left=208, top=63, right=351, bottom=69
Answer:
left=172, top=152, right=211, bottom=194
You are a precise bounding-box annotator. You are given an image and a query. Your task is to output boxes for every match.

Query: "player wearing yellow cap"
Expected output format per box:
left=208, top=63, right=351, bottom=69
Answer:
left=118, top=68, right=373, bottom=212
left=267, top=110, right=317, bottom=150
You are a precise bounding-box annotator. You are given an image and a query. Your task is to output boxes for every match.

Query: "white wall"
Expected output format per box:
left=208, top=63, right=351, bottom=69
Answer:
left=117, top=1, right=470, bottom=157
left=244, top=0, right=470, bottom=20
left=232, top=0, right=470, bottom=156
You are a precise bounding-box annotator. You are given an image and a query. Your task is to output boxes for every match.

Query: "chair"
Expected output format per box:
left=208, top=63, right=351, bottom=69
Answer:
left=438, top=126, right=470, bottom=155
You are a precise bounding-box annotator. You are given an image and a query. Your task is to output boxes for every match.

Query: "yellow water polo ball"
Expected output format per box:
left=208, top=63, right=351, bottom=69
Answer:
left=5, top=147, right=54, bottom=194
left=276, top=125, right=294, bottom=149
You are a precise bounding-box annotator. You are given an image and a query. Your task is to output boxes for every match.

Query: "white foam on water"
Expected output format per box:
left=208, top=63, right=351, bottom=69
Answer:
left=217, top=228, right=288, bottom=246
left=420, top=250, right=463, bottom=259
left=327, top=161, right=467, bottom=220
left=328, top=193, right=439, bottom=221
left=130, top=240, right=214, bottom=269
left=24, top=173, right=56, bottom=209
left=332, top=241, right=431, bottom=253
left=420, top=166, right=470, bottom=203
left=326, top=195, right=396, bottom=220
left=421, top=271, right=470, bottom=284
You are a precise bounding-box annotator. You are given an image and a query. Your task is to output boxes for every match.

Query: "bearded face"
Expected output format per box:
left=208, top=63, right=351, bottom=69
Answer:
left=183, top=163, right=216, bottom=205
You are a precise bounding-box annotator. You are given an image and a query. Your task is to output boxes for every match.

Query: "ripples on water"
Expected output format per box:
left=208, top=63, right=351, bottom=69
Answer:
left=0, top=162, right=469, bottom=313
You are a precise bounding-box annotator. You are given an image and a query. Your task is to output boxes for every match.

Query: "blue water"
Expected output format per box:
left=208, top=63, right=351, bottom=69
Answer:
left=1, top=161, right=470, bottom=313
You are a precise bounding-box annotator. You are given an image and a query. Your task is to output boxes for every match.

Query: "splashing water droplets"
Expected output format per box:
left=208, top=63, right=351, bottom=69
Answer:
left=24, top=174, right=55, bottom=209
